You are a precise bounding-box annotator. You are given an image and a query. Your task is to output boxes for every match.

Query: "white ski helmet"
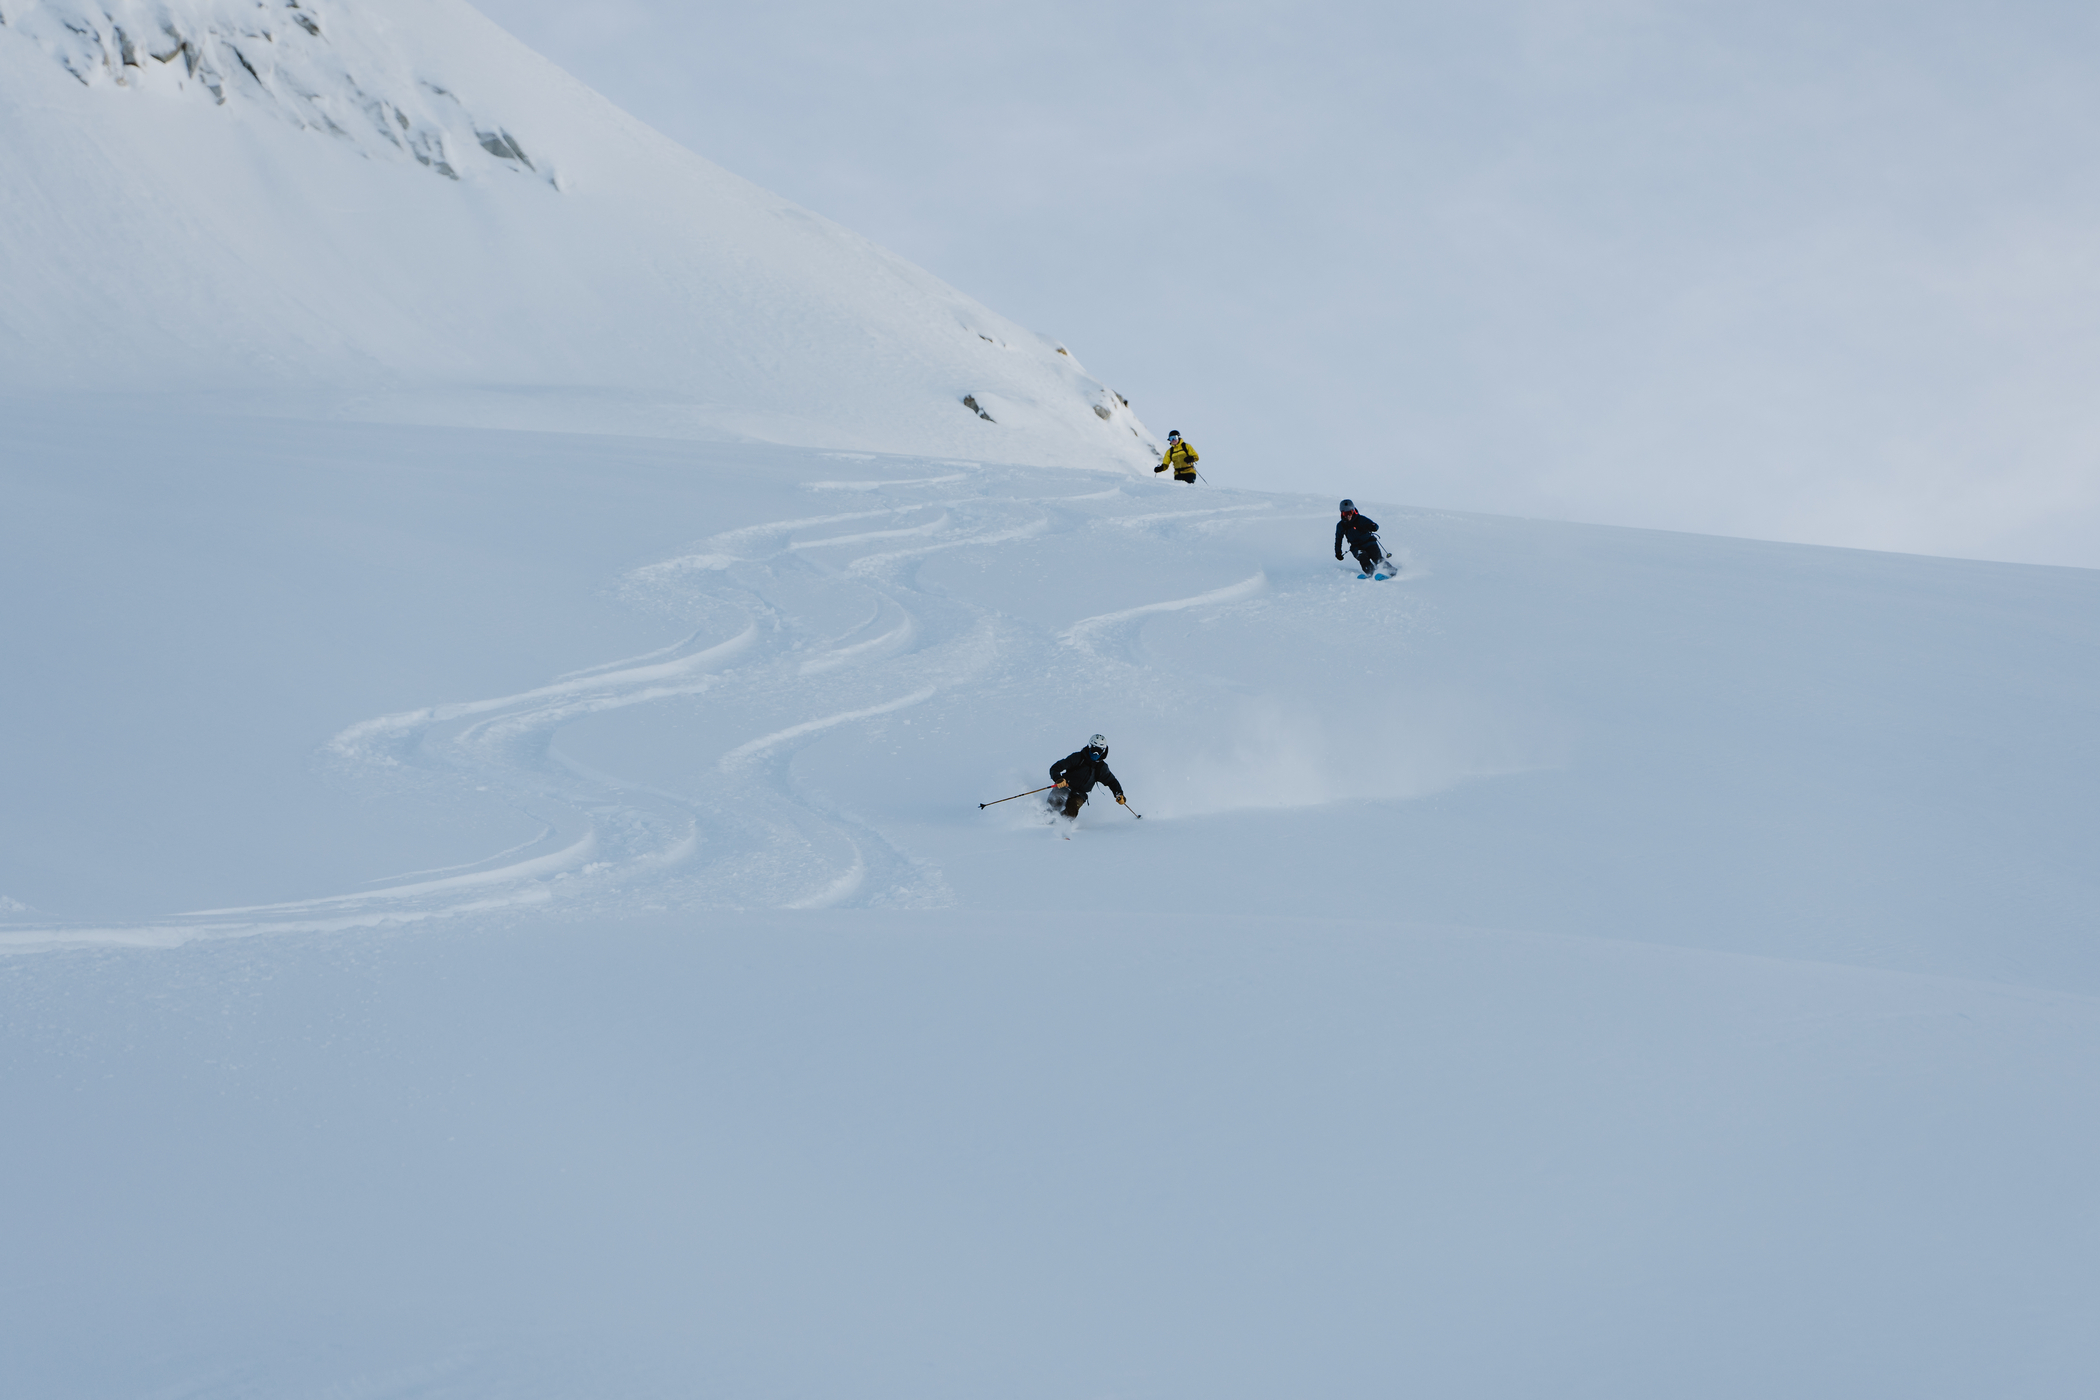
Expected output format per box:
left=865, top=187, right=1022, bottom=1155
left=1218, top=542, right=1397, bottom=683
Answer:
left=1088, top=733, right=1108, bottom=753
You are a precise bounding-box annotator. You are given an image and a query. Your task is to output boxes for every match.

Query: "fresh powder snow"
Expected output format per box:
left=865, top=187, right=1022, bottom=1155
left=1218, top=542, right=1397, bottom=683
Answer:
left=3, top=4, right=2099, bottom=1399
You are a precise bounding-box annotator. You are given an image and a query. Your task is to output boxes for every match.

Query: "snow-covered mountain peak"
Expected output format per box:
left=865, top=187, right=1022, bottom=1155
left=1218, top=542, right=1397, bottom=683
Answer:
left=2, top=0, right=552, bottom=185
left=0, top=0, right=1158, bottom=468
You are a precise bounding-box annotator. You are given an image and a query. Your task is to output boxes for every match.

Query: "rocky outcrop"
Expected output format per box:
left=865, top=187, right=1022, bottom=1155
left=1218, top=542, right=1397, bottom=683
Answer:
left=0, top=0, right=554, bottom=185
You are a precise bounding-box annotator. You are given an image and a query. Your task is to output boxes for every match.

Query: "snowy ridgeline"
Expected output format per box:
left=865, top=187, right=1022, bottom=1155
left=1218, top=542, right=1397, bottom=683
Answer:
left=0, top=1, right=1159, bottom=465
left=1, top=0, right=550, bottom=183
left=4, top=410, right=2100, bottom=1398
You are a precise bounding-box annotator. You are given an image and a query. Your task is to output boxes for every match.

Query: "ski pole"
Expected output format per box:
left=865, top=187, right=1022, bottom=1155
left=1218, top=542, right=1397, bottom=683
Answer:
left=1120, top=798, right=1143, bottom=819
left=980, top=784, right=1057, bottom=810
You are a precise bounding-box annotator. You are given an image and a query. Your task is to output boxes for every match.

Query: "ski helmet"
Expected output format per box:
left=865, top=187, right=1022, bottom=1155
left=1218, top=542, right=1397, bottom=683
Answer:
left=1088, top=733, right=1108, bottom=754
left=1340, top=499, right=1355, bottom=512
left=1167, top=430, right=1181, bottom=440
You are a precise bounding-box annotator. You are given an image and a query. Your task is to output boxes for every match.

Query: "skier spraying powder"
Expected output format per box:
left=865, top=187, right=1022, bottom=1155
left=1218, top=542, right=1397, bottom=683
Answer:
left=1049, top=734, right=1127, bottom=819
left=1334, top=500, right=1392, bottom=579
left=1155, top=431, right=1200, bottom=484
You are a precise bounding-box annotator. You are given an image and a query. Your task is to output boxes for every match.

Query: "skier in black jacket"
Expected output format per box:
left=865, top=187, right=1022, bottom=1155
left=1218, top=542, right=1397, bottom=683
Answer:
left=1049, top=734, right=1126, bottom=819
left=1334, top=500, right=1389, bottom=577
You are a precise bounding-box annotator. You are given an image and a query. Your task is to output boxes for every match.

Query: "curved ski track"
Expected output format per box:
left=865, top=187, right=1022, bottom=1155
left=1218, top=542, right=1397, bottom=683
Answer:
left=2, top=469, right=1285, bottom=949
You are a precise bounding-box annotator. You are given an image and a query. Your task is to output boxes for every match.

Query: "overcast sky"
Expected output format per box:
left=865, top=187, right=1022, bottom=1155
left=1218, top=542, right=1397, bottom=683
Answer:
left=475, top=0, right=2100, bottom=567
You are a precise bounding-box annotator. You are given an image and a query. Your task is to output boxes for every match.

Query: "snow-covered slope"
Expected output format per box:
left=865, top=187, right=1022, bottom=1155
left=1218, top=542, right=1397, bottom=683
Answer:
left=5, top=4, right=2099, bottom=1396
left=4, top=408, right=2100, bottom=1398
left=6, top=405, right=2098, bottom=987
left=0, top=0, right=1157, bottom=465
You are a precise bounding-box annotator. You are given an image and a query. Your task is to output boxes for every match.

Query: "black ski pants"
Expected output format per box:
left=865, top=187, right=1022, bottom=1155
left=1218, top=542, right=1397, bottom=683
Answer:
left=1348, top=540, right=1384, bottom=573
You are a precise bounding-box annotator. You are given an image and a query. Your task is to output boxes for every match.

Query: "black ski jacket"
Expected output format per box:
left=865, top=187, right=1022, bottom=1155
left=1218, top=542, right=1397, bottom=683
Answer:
left=1050, top=748, right=1124, bottom=799
left=1335, top=512, right=1381, bottom=557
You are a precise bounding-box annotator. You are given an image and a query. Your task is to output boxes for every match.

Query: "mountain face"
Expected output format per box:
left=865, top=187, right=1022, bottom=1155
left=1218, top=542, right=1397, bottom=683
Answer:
left=3, top=0, right=555, bottom=181
left=0, top=0, right=1159, bottom=466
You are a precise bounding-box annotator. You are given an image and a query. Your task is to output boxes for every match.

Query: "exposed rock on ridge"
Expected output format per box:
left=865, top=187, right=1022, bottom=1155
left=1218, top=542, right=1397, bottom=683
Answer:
left=0, top=0, right=552, bottom=185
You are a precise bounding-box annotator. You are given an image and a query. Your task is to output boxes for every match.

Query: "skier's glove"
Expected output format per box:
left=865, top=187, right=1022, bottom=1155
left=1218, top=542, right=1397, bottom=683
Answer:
left=1116, top=795, right=1127, bottom=804
left=1335, top=552, right=1343, bottom=561
left=1053, top=781, right=1067, bottom=788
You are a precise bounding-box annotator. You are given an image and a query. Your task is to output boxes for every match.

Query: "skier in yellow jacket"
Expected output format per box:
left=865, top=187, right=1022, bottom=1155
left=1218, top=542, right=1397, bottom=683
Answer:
left=1155, top=430, right=1199, bottom=483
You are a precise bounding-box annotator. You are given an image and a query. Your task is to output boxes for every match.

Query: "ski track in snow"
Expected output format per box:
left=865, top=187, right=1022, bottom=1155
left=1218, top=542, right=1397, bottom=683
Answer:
left=2, top=466, right=1295, bottom=950
left=1060, top=573, right=1270, bottom=659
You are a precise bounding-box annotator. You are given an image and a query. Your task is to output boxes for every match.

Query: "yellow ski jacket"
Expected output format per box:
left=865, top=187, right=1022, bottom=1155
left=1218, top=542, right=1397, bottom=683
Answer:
left=1156, top=439, right=1200, bottom=481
